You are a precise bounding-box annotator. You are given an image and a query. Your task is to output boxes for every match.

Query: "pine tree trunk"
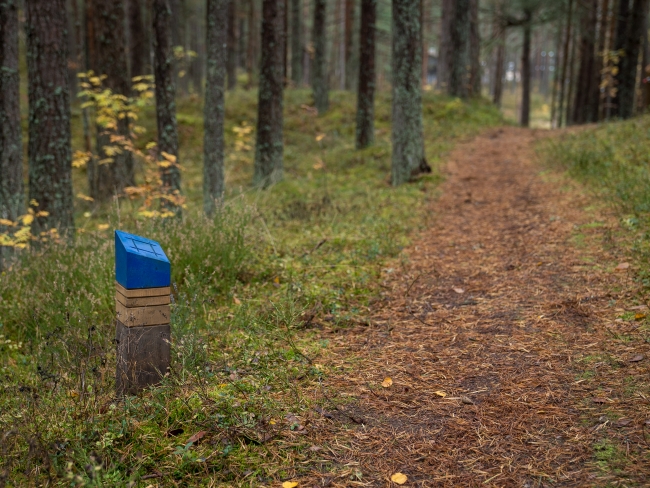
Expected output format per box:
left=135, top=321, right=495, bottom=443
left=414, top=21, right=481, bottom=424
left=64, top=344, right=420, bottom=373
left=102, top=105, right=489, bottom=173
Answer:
left=0, top=0, right=24, bottom=227
left=592, top=0, right=609, bottom=121
left=344, top=0, right=355, bottom=90
left=392, top=0, right=424, bottom=186
left=572, top=0, right=597, bottom=124
left=246, top=0, right=257, bottom=88
left=189, top=14, right=203, bottom=96
left=618, top=0, right=650, bottom=119
left=356, top=0, right=376, bottom=149
left=520, top=13, right=532, bottom=127
left=566, top=17, right=578, bottom=124
left=557, top=0, right=574, bottom=127
left=90, top=0, right=133, bottom=201
left=128, top=0, right=147, bottom=78
left=611, top=0, right=631, bottom=117
left=254, top=0, right=285, bottom=187
left=291, top=0, right=303, bottom=85
left=492, top=19, right=505, bottom=106
left=437, top=0, right=452, bottom=89
left=25, top=0, right=75, bottom=237
left=312, top=0, right=329, bottom=114
left=152, top=0, right=181, bottom=210
left=204, top=0, right=227, bottom=215
left=468, top=0, right=480, bottom=97
left=448, top=0, right=470, bottom=98
left=227, top=0, right=238, bottom=90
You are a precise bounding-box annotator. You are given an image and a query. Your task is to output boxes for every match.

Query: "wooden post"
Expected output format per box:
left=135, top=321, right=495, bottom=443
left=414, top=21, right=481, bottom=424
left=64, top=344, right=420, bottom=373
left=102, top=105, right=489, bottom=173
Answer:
left=114, top=230, right=171, bottom=395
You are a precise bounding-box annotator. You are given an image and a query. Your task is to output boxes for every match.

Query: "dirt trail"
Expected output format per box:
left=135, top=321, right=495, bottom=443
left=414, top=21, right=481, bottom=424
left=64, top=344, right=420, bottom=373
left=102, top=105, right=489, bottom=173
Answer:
left=296, top=128, right=650, bottom=487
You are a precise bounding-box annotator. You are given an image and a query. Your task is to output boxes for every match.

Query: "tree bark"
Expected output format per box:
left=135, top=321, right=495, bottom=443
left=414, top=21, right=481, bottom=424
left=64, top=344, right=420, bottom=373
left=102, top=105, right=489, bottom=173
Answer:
left=611, top=0, right=630, bottom=117
left=344, top=0, right=355, bottom=89
left=356, top=0, right=376, bottom=149
left=0, top=0, right=24, bottom=228
left=128, top=0, right=147, bottom=78
left=520, top=12, right=532, bottom=127
left=571, top=0, right=598, bottom=124
left=618, top=0, right=650, bottom=118
left=188, top=12, right=203, bottom=96
left=227, top=0, right=238, bottom=89
left=254, top=0, right=285, bottom=187
left=557, top=0, right=574, bottom=127
left=392, top=0, right=425, bottom=186
left=204, top=0, right=227, bottom=215
left=448, top=0, right=470, bottom=98
left=566, top=13, right=578, bottom=124
left=492, top=17, right=505, bottom=106
left=246, top=0, right=257, bottom=88
left=469, top=0, right=480, bottom=96
left=592, top=0, right=609, bottom=121
left=26, top=0, right=75, bottom=237
left=437, top=0, right=452, bottom=89
left=152, top=0, right=181, bottom=210
left=291, top=0, right=303, bottom=85
left=312, top=0, right=329, bottom=114
left=89, top=0, right=134, bottom=201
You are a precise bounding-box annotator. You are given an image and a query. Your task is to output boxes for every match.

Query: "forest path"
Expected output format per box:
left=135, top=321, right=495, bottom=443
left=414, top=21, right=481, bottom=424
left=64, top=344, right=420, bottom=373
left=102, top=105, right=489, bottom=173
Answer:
left=297, top=127, right=650, bottom=486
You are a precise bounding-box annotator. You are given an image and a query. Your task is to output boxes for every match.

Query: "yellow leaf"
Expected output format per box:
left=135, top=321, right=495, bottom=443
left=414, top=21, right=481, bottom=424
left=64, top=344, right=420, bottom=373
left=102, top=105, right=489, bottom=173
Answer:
left=97, top=224, right=109, bottom=231
left=273, top=276, right=280, bottom=284
left=391, top=472, right=407, bottom=484
left=635, top=313, right=646, bottom=321
left=146, top=141, right=157, bottom=150
left=76, top=193, right=95, bottom=202
left=29, top=199, right=39, bottom=207
left=21, top=214, right=34, bottom=225
left=269, top=419, right=277, bottom=425
left=381, top=377, right=393, bottom=388
left=68, top=390, right=79, bottom=399
left=35, top=211, right=49, bottom=217
left=315, top=133, right=325, bottom=142
left=313, top=158, right=325, bottom=170
left=0, top=219, right=15, bottom=227
left=233, top=296, right=241, bottom=305
left=434, top=390, right=447, bottom=397
left=282, top=482, right=298, bottom=488
left=161, top=151, right=177, bottom=163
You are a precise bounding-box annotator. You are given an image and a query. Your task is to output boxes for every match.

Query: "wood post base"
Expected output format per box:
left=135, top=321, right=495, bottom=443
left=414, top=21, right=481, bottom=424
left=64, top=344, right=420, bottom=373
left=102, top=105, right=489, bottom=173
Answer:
left=116, top=320, right=171, bottom=395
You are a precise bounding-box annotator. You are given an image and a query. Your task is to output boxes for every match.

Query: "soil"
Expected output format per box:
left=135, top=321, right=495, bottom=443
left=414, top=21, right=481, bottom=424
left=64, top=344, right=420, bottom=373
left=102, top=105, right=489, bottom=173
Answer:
left=291, top=128, right=650, bottom=487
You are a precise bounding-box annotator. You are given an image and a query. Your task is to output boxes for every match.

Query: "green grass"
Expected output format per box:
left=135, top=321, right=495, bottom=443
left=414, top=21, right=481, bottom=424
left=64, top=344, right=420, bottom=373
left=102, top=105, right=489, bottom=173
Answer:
left=0, top=89, right=502, bottom=485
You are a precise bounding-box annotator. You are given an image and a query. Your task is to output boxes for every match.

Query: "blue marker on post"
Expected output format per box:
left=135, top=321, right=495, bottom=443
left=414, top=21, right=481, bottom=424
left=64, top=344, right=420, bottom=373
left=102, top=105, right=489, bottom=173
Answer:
left=115, top=230, right=171, bottom=395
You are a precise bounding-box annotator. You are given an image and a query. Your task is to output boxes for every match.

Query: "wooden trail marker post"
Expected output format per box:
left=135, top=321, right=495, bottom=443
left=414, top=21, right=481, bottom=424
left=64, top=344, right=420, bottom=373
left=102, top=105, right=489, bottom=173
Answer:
left=115, top=230, right=171, bottom=395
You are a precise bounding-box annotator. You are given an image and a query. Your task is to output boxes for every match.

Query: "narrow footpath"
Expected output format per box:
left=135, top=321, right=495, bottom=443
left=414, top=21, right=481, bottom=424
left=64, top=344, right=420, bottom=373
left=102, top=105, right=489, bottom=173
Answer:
left=295, top=127, right=650, bottom=486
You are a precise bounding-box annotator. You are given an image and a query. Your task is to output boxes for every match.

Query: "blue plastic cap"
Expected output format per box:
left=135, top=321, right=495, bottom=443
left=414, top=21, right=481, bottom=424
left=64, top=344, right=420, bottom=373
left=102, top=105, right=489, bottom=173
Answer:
left=115, top=230, right=170, bottom=289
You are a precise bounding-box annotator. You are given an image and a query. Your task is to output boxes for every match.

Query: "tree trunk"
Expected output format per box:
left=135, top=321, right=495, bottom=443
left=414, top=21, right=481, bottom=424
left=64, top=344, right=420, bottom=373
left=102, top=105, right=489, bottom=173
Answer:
left=469, top=0, right=480, bottom=96
left=128, top=0, right=147, bottom=78
left=152, top=0, right=181, bottom=210
left=312, top=0, right=329, bottom=114
left=557, top=0, right=574, bottom=127
left=204, top=0, right=227, bottom=215
left=642, top=10, right=650, bottom=111
left=520, top=13, right=532, bottom=127
left=344, top=0, right=355, bottom=90
left=572, top=0, right=598, bottom=124
left=90, top=0, right=133, bottom=201
left=0, top=0, right=24, bottom=227
left=566, top=14, right=578, bottom=124
left=356, top=0, right=376, bottom=149
left=492, top=19, right=505, bottom=106
left=592, top=0, right=609, bottom=121
left=291, top=0, right=303, bottom=85
left=550, top=19, right=563, bottom=127
left=392, top=0, right=425, bottom=186
left=254, top=0, right=285, bottom=187
left=437, top=0, right=452, bottom=90
left=448, top=0, right=470, bottom=98
left=189, top=13, right=203, bottom=96
left=611, top=0, right=631, bottom=117
left=25, top=0, right=75, bottom=237
left=420, top=0, right=427, bottom=86
left=246, top=0, right=257, bottom=88
left=618, top=0, right=650, bottom=118
left=227, top=0, right=238, bottom=89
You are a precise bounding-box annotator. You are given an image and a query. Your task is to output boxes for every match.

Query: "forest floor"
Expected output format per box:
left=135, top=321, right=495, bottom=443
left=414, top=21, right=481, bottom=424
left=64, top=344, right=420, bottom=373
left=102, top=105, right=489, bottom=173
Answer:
left=285, top=127, right=650, bottom=486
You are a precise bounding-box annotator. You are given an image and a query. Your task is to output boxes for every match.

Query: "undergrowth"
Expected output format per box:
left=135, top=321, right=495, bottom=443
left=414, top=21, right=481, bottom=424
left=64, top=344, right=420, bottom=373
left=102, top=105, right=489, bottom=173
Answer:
left=0, top=89, right=501, bottom=486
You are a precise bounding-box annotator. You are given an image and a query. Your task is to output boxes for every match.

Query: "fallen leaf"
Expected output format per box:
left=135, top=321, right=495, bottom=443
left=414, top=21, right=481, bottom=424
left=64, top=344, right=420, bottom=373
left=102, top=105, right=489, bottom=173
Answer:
left=186, top=430, right=206, bottom=445
left=615, top=418, right=632, bottom=427
left=635, top=313, right=646, bottom=321
left=615, top=262, right=630, bottom=271
left=629, top=305, right=648, bottom=311
left=461, top=396, right=475, bottom=405
left=452, top=287, right=465, bottom=294
left=97, top=224, right=109, bottom=231
left=592, top=397, right=609, bottom=404
left=391, top=472, right=408, bottom=484
left=233, top=296, right=241, bottom=305
left=630, top=354, right=645, bottom=362
left=382, top=377, right=393, bottom=388
left=434, top=390, right=447, bottom=397
left=315, top=133, right=326, bottom=142
left=282, top=482, right=298, bottom=488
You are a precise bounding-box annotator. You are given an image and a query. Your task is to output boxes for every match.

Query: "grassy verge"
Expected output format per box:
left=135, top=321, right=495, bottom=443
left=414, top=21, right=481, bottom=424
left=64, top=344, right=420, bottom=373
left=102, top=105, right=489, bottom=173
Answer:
left=0, top=90, right=501, bottom=486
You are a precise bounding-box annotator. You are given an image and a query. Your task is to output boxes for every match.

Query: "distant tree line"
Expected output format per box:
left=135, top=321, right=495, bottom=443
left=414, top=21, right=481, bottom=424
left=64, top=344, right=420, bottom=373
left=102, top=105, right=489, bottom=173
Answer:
left=1, top=0, right=650, bottom=264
